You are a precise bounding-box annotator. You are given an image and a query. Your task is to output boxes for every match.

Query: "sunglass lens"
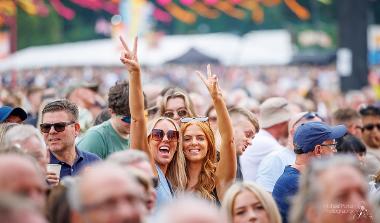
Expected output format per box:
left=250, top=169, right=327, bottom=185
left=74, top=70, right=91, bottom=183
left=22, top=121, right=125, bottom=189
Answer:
left=164, top=112, right=174, bottom=119
left=177, top=110, right=188, bottom=117
left=167, top=130, right=179, bottom=141
left=40, top=124, right=52, bottom=133
left=122, top=116, right=131, bottom=123
left=151, top=129, right=164, bottom=141
left=54, top=123, right=67, bottom=132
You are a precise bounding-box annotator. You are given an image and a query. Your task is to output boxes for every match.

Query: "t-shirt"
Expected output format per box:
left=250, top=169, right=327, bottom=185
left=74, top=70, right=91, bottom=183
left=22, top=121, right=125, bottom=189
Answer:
left=241, top=129, right=286, bottom=181
left=272, top=165, right=300, bottom=223
left=256, top=148, right=296, bottom=192
left=76, top=120, right=129, bottom=159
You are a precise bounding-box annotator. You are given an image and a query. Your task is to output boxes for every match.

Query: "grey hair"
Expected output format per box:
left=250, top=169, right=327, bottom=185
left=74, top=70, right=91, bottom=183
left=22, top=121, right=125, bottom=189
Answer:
left=4, top=125, right=46, bottom=150
left=290, top=155, right=365, bottom=223
left=106, top=150, right=149, bottom=166
left=0, top=193, right=41, bottom=222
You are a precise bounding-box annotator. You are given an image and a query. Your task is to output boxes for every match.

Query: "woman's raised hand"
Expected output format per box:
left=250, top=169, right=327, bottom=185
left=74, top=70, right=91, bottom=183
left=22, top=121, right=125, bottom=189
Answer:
left=196, top=64, right=222, bottom=99
left=119, top=36, right=140, bottom=74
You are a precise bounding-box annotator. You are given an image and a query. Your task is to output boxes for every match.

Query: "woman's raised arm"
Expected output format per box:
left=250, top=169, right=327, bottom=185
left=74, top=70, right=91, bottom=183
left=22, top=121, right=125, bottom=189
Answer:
left=196, top=64, right=236, bottom=199
left=120, top=36, right=157, bottom=175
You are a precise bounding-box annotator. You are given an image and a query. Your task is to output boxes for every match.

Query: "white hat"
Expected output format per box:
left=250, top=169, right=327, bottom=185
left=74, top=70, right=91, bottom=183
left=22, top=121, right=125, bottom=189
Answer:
left=259, top=97, right=291, bottom=128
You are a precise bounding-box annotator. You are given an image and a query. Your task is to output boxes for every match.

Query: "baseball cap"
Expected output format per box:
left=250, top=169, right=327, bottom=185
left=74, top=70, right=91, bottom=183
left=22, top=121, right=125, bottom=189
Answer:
left=0, top=106, right=27, bottom=123
left=294, top=121, right=347, bottom=154
left=259, top=97, right=291, bottom=128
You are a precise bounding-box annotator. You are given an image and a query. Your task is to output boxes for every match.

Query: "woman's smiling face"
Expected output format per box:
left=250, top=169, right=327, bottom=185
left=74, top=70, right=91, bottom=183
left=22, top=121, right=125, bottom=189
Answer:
left=182, top=124, right=209, bottom=163
left=148, top=119, right=179, bottom=170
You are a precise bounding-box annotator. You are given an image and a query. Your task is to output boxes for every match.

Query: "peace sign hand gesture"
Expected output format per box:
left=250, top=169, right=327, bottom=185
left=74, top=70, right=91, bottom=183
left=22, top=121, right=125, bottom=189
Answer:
left=119, top=36, right=140, bottom=75
left=196, top=64, right=222, bottom=99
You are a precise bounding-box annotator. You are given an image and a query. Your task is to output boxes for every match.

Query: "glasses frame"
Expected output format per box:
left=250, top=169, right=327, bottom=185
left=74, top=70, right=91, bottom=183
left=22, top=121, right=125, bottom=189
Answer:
left=40, top=121, right=76, bottom=133
left=150, top=129, right=179, bottom=142
left=362, top=123, right=380, bottom=132
left=320, top=143, right=338, bottom=152
left=163, top=109, right=188, bottom=119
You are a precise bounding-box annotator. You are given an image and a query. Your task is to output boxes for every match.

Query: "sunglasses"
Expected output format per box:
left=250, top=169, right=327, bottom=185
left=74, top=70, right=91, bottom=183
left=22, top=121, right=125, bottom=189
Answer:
left=163, top=109, right=188, bottom=119
left=180, top=117, right=209, bottom=123
left=40, top=121, right=75, bottom=133
left=121, top=116, right=131, bottom=124
left=362, top=124, right=380, bottom=131
left=293, top=112, right=323, bottom=127
left=150, top=129, right=179, bottom=142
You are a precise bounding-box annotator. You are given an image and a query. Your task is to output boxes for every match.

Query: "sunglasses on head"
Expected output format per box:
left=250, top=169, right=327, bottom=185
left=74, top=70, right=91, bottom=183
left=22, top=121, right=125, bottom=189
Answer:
left=362, top=124, right=380, bottom=131
left=150, top=129, right=179, bottom=142
left=180, top=117, right=209, bottom=123
left=163, top=109, right=188, bottom=119
left=40, top=121, right=75, bottom=133
left=293, top=112, right=323, bottom=127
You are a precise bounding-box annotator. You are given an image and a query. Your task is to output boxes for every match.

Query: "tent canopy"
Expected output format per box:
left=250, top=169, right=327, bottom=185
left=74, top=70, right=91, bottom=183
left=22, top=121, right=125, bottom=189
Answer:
left=166, top=48, right=220, bottom=64
left=0, top=30, right=293, bottom=71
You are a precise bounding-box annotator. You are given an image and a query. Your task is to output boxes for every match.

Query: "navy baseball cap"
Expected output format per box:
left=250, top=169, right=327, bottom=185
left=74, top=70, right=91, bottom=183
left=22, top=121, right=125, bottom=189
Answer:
left=293, top=121, right=347, bottom=154
left=0, top=106, right=27, bottom=123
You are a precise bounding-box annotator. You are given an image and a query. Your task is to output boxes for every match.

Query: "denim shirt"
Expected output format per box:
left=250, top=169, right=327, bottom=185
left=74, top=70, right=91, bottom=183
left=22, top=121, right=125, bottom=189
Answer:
left=155, top=165, right=174, bottom=208
left=49, top=148, right=101, bottom=179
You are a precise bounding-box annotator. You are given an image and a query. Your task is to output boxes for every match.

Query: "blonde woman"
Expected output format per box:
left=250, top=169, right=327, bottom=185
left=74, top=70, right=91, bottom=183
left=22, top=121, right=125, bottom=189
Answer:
left=159, top=87, right=197, bottom=125
left=120, top=37, right=187, bottom=207
left=222, top=182, right=281, bottom=223
left=180, top=65, right=236, bottom=203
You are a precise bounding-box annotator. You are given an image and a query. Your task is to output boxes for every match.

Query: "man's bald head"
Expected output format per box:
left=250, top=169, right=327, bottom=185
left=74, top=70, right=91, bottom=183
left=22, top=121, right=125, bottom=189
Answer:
left=0, top=154, right=47, bottom=211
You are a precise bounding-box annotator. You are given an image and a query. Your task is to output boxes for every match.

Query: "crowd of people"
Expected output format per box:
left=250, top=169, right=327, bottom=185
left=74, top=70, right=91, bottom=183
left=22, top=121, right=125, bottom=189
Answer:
left=0, top=37, right=380, bottom=223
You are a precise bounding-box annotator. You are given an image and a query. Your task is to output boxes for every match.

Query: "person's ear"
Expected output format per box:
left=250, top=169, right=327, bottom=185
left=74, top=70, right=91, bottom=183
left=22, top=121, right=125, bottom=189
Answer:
left=74, top=122, right=81, bottom=136
left=314, top=145, right=322, bottom=157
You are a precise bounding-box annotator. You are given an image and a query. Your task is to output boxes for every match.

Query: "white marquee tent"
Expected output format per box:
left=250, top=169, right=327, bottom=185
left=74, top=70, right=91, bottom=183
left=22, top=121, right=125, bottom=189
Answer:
left=0, top=30, right=292, bottom=71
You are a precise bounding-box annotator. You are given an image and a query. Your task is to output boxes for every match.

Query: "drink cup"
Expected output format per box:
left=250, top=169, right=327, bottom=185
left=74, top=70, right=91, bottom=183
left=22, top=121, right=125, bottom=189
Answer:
left=46, top=164, right=61, bottom=179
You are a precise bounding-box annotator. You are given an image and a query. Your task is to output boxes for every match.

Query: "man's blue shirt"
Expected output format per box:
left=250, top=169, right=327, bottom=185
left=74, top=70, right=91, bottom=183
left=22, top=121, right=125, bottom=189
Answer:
left=49, top=148, right=100, bottom=179
left=272, top=165, right=300, bottom=223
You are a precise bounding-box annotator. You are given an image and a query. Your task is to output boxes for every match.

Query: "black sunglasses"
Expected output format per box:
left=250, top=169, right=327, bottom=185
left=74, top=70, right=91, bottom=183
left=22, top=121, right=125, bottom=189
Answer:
left=150, top=129, right=179, bottom=142
left=362, top=123, right=380, bottom=131
left=40, top=121, right=75, bottom=133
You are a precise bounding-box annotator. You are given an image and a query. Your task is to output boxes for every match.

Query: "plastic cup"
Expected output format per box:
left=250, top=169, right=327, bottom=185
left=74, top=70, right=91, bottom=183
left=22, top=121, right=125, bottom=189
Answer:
left=46, top=164, right=61, bottom=179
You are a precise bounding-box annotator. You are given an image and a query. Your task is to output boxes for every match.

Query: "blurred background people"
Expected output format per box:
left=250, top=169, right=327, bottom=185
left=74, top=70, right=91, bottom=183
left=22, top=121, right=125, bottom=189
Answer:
left=68, top=162, right=146, bottom=223
left=290, top=155, right=373, bottom=223
left=241, top=97, right=291, bottom=182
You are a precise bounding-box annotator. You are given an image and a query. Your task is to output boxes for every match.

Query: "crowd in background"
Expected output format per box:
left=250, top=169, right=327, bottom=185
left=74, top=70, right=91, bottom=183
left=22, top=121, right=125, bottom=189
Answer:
left=1, top=46, right=380, bottom=223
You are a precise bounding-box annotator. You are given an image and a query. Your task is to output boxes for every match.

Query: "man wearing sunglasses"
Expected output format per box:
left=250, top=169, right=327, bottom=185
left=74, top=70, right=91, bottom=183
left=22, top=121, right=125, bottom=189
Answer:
left=360, top=105, right=380, bottom=155
left=77, top=81, right=144, bottom=159
left=41, top=99, right=100, bottom=185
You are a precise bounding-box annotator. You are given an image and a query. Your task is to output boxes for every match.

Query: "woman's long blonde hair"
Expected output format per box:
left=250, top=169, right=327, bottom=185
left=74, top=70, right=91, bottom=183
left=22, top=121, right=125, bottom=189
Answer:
left=159, top=88, right=197, bottom=117
left=222, top=182, right=282, bottom=223
left=181, top=121, right=217, bottom=201
left=147, top=117, right=187, bottom=191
